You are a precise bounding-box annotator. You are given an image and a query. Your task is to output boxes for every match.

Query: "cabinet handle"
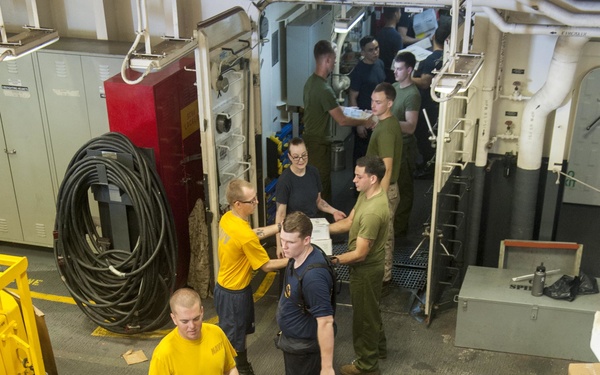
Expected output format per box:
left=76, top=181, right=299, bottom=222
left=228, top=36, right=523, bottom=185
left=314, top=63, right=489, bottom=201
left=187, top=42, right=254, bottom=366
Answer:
left=4, top=149, right=17, bottom=154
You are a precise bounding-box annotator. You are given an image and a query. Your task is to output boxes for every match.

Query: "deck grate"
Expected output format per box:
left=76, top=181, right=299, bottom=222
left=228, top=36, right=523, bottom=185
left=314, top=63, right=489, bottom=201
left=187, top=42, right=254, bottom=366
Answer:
left=332, top=243, right=427, bottom=290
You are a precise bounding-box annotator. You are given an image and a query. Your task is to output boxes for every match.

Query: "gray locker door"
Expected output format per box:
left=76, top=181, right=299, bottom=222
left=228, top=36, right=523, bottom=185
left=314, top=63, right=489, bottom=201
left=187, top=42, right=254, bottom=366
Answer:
left=81, top=55, right=123, bottom=138
left=0, top=57, right=56, bottom=246
left=564, top=67, right=600, bottom=206
left=0, top=113, right=22, bottom=243
left=37, top=52, right=91, bottom=183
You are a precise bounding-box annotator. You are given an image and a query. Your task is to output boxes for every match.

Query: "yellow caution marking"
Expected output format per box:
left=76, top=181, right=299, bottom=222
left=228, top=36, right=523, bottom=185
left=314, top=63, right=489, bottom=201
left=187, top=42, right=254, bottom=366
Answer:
left=6, top=288, right=76, bottom=305
left=91, top=326, right=172, bottom=338
left=16, top=271, right=276, bottom=338
left=253, top=271, right=276, bottom=302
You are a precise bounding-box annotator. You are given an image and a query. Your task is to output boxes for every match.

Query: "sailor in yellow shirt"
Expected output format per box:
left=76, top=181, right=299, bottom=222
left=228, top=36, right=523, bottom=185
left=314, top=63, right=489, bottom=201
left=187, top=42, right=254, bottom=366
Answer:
left=215, top=179, right=289, bottom=375
left=149, top=288, right=238, bottom=375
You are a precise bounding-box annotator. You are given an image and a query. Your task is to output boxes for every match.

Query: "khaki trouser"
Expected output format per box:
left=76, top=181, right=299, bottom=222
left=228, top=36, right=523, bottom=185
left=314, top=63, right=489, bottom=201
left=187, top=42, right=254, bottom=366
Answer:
left=384, top=182, right=400, bottom=282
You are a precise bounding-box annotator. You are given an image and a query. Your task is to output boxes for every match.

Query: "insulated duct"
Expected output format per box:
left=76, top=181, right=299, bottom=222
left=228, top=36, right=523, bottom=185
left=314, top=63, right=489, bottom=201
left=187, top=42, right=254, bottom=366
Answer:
left=518, top=0, right=600, bottom=27
left=483, top=7, right=600, bottom=38
left=509, top=36, right=588, bottom=239
left=465, top=16, right=501, bottom=267
left=554, top=0, right=600, bottom=13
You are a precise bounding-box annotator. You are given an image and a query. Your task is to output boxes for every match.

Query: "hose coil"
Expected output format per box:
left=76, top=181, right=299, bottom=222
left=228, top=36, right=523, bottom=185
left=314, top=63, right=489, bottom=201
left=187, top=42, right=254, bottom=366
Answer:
left=54, top=132, right=177, bottom=333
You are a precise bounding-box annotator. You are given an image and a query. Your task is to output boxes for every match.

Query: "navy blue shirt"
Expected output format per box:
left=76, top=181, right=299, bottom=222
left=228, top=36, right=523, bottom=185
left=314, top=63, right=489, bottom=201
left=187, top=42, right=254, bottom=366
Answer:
left=349, top=59, right=386, bottom=110
left=415, top=49, right=443, bottom=111
left=276, top=248, right=334, bottom=340
left=376, top=27, right=403, bottom=83
left=397, top=9, right=415, bottom=39
left=276, top=164, right=322, bottom=218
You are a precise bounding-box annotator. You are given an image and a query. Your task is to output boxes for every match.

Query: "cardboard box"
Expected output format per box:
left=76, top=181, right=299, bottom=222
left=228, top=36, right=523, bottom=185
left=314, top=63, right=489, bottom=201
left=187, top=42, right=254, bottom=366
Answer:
left=312, top=238, right=333, bottom=255
left=310, top=218, right=330, bottom=240
left=568, top=363, right=600, bottom=374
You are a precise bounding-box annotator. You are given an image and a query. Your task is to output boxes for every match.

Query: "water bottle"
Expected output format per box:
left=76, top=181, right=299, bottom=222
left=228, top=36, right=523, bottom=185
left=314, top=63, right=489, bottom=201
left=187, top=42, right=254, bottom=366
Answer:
left=531, top=262, right=546, bottom=297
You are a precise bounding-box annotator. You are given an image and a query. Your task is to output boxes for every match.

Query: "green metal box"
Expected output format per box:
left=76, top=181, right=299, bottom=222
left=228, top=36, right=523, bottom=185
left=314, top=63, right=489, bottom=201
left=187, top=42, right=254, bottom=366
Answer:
left=455, top=266, right=599, bottom=362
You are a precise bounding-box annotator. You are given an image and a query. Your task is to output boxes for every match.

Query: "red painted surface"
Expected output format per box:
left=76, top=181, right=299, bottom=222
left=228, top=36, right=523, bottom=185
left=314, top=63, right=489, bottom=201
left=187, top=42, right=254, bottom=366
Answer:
left=105, top=59, right=203, bottom=287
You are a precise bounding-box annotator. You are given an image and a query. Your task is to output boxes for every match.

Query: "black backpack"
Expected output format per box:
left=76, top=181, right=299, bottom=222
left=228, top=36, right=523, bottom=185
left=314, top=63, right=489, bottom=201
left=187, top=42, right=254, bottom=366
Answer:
left=285, top=245, right=340, bottom=316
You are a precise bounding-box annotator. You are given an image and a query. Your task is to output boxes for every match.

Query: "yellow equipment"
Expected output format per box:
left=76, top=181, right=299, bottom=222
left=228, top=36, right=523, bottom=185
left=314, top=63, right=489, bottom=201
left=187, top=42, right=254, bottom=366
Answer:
left=0, top=255, right=45, bottom=375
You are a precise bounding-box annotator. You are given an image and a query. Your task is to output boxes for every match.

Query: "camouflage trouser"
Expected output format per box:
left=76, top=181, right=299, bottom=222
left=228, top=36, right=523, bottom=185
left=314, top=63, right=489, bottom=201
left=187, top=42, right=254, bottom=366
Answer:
left=384, top=182, right=400, bottom=282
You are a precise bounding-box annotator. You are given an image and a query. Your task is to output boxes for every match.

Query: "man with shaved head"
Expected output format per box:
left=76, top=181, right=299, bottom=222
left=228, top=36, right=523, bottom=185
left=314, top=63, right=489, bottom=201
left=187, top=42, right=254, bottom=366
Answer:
left=149, top=288, right=239, bottom=375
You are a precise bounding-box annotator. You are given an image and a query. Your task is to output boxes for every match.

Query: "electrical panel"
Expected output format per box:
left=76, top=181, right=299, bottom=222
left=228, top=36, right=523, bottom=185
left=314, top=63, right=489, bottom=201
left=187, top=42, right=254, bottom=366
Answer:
left=286, top=8, right=333, bottom=107
left=105, top=57, right=203, bottom=286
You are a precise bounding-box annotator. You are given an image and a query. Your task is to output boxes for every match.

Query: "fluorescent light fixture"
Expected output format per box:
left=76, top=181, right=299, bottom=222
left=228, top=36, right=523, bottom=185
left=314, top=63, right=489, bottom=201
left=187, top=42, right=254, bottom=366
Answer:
left=0, top=27, right=59, bottom=61
left=334, top=7, right=365, bottom=33
left=129, top=36, right=197, bottom=72
left=433, top=53, right=484, bottom=94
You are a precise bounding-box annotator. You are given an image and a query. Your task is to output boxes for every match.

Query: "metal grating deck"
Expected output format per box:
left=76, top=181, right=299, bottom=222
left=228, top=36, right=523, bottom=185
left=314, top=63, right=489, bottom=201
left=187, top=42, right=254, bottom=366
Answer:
left=332, top=243, right=428, bottom=291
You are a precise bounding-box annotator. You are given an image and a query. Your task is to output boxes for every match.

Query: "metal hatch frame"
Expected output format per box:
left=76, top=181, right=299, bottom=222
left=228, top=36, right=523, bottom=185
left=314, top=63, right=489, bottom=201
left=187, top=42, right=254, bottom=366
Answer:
left=253, top=0, right=467, bottom=321
left=195, top=7, right=258, bottom=282
left=197, top=0, right=600, bottom=320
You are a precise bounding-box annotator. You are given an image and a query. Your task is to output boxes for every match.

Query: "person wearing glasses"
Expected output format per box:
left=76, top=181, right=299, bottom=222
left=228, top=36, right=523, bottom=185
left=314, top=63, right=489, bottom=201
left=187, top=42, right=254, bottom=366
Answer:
left=215, top=179, right=289, bottom=375
left=275, top=138, right=346, bottom=257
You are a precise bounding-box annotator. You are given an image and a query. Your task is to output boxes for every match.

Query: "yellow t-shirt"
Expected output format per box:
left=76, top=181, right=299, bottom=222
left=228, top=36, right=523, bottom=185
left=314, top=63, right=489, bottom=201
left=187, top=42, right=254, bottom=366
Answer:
left=149, top=323, right=237, bottom=375
left=217, top=211, right=270, bottom=290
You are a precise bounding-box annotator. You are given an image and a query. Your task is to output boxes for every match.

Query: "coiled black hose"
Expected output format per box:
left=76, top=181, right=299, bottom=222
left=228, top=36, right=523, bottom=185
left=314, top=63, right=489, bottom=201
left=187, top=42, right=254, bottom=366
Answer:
left=54, top=132, right=177, bottom=334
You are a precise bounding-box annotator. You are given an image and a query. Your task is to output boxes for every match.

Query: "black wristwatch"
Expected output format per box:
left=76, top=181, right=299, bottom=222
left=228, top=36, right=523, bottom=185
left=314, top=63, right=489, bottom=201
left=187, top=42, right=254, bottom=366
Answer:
left=330, top=256, right=340, bottom=266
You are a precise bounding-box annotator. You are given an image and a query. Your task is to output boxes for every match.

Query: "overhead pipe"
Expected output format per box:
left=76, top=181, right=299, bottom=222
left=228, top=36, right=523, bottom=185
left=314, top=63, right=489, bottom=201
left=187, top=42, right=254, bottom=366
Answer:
left=332, top=31, right=350, bottom=95
left=509, top=36, right=588, bottom=239
left=25, top=0, right=41, bottom=29
left=516, top=0, right=600, bottom=27
left=258, top=0, right=532, bottom=13
left=561, top=0, right=600, bottom=12
left=483, top=7, right=600, bottom=38
left=0, top=5, right=7, bottom=43
left=92, top=0, right=109, bottom=40
left=332, top=5, right=360, bottom=95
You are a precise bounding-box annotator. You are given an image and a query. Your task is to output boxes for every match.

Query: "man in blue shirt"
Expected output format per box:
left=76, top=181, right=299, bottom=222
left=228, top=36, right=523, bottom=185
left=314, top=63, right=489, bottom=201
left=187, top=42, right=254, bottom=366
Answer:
left=376, top=7, right=403, bottom=83
left=276, top=211, right=335, bottom=375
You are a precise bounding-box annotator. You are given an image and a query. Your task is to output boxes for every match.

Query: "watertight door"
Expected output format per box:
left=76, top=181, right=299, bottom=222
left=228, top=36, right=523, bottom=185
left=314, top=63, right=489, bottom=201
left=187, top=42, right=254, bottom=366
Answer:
left=195, top=7, right=258, bottom=280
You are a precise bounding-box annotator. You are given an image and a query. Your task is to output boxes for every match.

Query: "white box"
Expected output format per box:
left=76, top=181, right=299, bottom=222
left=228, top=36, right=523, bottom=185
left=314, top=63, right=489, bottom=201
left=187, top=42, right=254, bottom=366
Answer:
left=312, top=238, right=332, bottom=255
left=310, top=218, right=330, bottom=240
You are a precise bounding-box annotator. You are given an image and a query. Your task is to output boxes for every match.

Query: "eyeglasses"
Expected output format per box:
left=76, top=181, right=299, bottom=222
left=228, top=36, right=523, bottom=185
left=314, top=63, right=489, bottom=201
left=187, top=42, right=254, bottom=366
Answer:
left=290, top=153, right=308, bottom=161
left=238, top=196, right=258, bottom=205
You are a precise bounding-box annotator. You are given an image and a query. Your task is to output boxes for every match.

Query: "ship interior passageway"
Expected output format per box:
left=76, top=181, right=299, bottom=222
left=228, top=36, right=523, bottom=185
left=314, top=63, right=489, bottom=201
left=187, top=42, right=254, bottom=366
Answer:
left=3, top=1, right=600, bottom=374
left=0, top=167, right=575, bottom=374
